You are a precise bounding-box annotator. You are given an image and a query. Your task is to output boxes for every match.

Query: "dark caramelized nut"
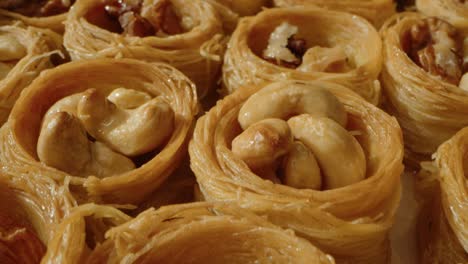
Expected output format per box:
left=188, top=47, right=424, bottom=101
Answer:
left=119, top=11, right=155, bottom=37
left=143, top=0, right=183, bottom=35
left=287, top=37, right=307, bottom=58
left=404, top=17, right=463, bottom=84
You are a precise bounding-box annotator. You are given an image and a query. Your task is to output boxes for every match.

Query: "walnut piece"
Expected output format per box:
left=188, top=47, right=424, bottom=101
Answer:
left=103, top=0, right=183, bottom=37
left=404, top=17, right=464, bottom=85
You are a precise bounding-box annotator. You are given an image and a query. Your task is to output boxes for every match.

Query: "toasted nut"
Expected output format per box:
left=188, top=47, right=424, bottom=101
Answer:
left=77, top=88, right=174, bottom=156
left=297, top=46, right=351, bottom=73
left=405, top=18, right=463, bottom=84
left=141, top=0, right=184, bottom=35
left=107, top=88, right=152, bottom=109
left=288, top=114, right=366, bottom=189
left=0, top=34, right=26, bottom=61
left=238, top=82, right=347, bottom=129
left=37, top=112, right=135, bottom=177
left=231, top=118, right=292, bottom=170
left=459, top=73, right=468, bottom=91
left=282, top=141, right=322, bottom=190
left=44, top=92, right=84, bottom=117
left=86, top=141, right=136, bottom=177
left=263, top=22, right=300, bottom=65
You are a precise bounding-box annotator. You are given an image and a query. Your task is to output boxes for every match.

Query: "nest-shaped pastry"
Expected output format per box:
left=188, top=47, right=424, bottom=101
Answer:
left=0, top=171, right=75, bottom=263
left=0, top=58, right=198, bottom=205
left=0, top=0, right=74, bottom=32
left=272, top=0, right=395, bottom=28
left=416, top=0, right=468, bottom=30
left=64, top=0, right=227, bottom=98
left=0, top=22, right=62, bottom=125
left=207, top=0, right=269, bottom=16
left=222, top=7, right=382, bottom=104
left=43, top=202, right=335, bottom=263
left=189, top=81, right=404, bottom=263
left=380, top=12, right=468, bottom=162
left=417, top=128, right=468, bottom=263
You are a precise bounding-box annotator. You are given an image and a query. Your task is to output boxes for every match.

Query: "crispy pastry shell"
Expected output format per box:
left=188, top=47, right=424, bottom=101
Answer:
left=0, top=58, right=198, bottom=205
left=43, top=202, right=336, bottom=264
left=222, top=7, right=383, bottom=104
left=189, top=81, right=404, bottom=263
left=64, top=0, right=227, bottom=98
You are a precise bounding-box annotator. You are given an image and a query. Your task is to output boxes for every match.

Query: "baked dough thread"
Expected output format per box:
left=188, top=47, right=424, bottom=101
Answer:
left=0, top=58, right=198, bottom=205
left=190, top=81, right=404, bottom=263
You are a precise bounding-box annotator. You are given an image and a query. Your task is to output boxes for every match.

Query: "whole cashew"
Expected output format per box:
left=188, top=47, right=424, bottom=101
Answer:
left=45, top=88, right=152, bottom=117
left=0, top=34, right=26, bottom=61
left=282, top=141, right=322, bottom=190
left=37, top=112, right=135, bottom=177
left=77, top=88, right=174, bottom=156
left=107, top=88, right=152, bottom=109
left=238, top=83, right=347, bottom=130
left=231, top=118, right=292, bottom=170
left=45, top=93, right=84, bottom=117
left=288, top=114, right=366, bottom=189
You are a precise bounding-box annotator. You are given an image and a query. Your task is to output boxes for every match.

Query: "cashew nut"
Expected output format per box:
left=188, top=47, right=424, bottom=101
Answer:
left=288, top=114, right=366, bottom=189
left=297, top=46, right=351, bottom=73
left=45, top=93, right=84, bottom=117
left=0, top=34, right=26, bottom=61
left=77, top=88, right=174, bottom=156
left=459, top=73, right=468, bottom=92
left=282, top=141, right=322, bottom=190
left=238, top=83, right=347, bottom=130
left=107, top=88, right=152, bottom=109
left=37, top=112, right=135, bottom=177
left=231, top=118, right=292, bottom=170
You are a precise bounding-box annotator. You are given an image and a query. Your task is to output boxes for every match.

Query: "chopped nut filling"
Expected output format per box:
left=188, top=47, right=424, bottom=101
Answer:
left=262, top=22, right=351, bottom=72
left=1, top=0, right=75, bottom=17
left=263, top=22, right=301, bottom=67
left=403, top=18, right=465, bottom=85
left=142, top=0, right=183, bottom=35
left=91, top=0, right=184, bottom=37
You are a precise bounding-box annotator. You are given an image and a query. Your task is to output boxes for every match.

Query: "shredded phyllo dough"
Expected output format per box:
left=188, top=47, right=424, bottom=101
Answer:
left=0, top=22, right=62, bottom=125
left=380, top=12, right=468, bottom=158
left=190, top=80, right=404, bottom=263
left=272, top=0, right=395, bottom=27
left=417, top=127, right=468, bottom=263
left=64, top=0, right=226, bottom=98
left=0, top=59, right=198, bottom=204
left=42, top=203, right=336, bottom=263
left=222, top=7, right=383, bottom=104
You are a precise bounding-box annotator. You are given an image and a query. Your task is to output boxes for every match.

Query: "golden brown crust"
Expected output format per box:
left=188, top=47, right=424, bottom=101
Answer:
left=0, top=22, right=63, bottom=125
left=0, top=58, right=198, bottom=205
left=64, top=0, right=228, bottom=98
left=189, top=80, right=404, bottom=263
left=416, top=0, right=468, bottom=31
left=417, top=128, right=468, bottom=263
left=380, top=12, right=468, bottom=160
left=272, top=0, right=396, bottom=28
left=222, top=7, right=383, bottom=104
left=43, top=202, right=336, bottom=264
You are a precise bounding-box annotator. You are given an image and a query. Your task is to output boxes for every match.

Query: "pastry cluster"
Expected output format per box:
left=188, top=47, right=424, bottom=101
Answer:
left=0, top=0, right=466, bottom=263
